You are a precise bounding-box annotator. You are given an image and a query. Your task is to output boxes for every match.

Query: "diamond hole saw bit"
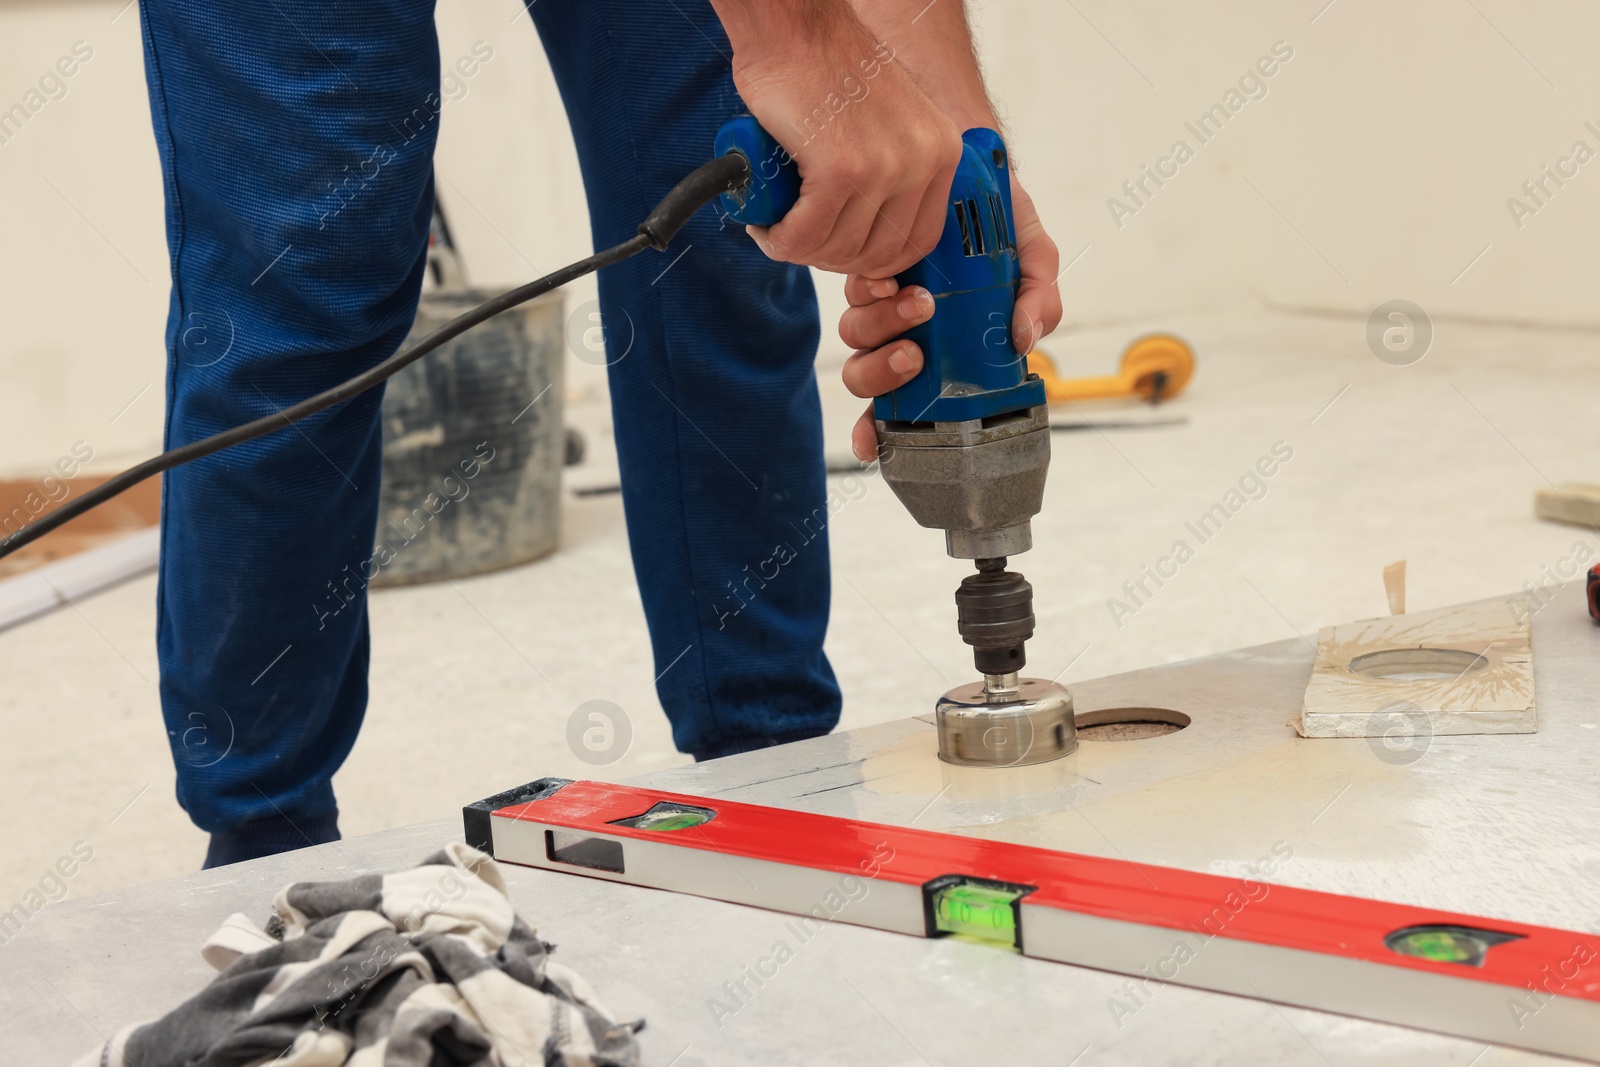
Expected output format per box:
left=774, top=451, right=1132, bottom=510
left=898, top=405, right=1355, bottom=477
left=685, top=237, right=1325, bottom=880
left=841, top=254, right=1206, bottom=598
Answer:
left=717, top=118, right=1075, bottom=767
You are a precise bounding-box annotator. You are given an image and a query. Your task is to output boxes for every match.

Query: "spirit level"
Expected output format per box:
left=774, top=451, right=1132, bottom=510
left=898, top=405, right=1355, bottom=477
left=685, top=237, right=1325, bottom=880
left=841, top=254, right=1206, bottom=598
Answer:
left=465, top=778, right=1600, bottom=1060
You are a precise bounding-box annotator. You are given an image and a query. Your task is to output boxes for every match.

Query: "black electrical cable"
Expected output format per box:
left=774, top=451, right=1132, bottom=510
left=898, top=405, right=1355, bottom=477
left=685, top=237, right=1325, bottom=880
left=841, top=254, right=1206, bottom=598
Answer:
left=0, top=151, right=752, bottom=561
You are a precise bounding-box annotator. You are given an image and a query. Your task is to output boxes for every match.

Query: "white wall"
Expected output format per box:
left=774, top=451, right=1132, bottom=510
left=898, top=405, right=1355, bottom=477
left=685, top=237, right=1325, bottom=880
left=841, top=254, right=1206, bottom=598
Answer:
left=4, top=0, right=1597, bottom=475
left=981, top=0, right=1600, bottom=326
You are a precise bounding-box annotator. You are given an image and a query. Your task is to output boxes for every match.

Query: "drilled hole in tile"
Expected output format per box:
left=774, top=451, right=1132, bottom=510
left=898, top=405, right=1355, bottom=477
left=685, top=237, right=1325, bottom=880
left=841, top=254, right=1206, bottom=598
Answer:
left=1074, top=707, right=1190, bottom=742
left=1348, top=647, right=1488, bottom=682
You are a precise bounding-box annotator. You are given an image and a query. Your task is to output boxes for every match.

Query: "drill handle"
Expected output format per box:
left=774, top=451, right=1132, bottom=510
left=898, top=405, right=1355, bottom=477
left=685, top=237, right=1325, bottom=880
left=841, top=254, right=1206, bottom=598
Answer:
left=715, top=116, right=801, bottom=227
left=715, top=115, right=1018, bottom=246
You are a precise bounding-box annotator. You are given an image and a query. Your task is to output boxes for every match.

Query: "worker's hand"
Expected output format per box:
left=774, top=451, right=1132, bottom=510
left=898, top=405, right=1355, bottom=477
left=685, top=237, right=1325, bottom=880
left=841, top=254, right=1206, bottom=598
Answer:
left=1004, top=175, right=1064, bottom=358
left=838, top=275, right=934, bottom=459
left=732, top=29, right=963, bottom=278
left=839, top=172, right=1062, bottom=461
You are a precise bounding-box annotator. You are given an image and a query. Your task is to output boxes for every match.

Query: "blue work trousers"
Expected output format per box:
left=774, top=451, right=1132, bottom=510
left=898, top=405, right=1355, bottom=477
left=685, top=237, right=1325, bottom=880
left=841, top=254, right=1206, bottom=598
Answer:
left=139, top=0, right=839, bottom=835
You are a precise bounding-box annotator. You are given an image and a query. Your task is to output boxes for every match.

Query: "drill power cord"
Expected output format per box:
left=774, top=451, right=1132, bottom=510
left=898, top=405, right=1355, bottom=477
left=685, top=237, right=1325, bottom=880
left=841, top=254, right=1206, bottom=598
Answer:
left=0, top=152, right=752, bottom=562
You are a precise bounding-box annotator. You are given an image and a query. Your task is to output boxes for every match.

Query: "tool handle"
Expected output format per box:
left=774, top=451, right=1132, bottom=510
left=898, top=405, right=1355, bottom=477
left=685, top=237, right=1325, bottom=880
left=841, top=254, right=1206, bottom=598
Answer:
left=714, top=116, right=800, bottom=226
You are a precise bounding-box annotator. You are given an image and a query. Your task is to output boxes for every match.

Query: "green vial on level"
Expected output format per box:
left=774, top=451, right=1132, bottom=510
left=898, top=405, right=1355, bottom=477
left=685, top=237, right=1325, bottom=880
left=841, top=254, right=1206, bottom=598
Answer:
left=932, top=881, right=1027, bottom=948
left=1383, top=924, right=1523, bottom=968
left=610, top=802, right=716, bottom=832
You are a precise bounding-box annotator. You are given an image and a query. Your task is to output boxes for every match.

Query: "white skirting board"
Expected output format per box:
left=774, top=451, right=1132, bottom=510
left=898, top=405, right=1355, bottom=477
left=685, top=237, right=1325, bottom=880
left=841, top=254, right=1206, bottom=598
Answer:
left=0, top=527, right=159, bottom=633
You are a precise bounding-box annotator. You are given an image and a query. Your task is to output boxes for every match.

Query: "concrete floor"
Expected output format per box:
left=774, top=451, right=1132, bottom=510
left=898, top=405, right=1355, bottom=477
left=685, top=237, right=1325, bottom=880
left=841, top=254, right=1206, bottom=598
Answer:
left=5, top=309, right=1599, bottom=902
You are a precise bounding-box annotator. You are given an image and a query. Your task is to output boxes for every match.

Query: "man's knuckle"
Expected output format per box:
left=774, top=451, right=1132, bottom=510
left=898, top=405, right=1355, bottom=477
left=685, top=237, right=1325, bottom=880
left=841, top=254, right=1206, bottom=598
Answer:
left=836, top=160, right=871, bottom=188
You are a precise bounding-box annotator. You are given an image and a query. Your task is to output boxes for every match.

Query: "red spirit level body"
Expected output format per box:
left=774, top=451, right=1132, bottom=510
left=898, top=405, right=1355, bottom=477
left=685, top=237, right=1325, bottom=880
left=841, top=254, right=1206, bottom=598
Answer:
left=466, top=778, right=1600, bottom=1061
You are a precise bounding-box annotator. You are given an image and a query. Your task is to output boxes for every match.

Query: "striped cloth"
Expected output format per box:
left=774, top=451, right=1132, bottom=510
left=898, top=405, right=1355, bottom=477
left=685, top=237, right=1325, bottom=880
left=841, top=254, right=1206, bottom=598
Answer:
left=77, top=843, right=642, bottom=1066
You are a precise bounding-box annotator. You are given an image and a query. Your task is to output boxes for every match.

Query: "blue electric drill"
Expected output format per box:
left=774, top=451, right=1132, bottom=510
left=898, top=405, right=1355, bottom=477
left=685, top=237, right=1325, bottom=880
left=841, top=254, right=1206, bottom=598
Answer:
left=715, top=117, right=1074, bottom=768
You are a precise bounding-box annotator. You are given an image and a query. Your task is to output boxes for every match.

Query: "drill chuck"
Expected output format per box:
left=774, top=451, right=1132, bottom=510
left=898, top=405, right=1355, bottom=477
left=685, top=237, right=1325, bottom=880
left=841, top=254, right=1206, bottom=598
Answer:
left=955, top=558, right=1034, bottom=676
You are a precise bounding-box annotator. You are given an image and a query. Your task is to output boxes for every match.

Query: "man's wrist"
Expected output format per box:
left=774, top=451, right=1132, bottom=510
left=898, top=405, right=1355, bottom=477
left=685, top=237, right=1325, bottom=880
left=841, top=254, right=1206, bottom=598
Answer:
left=942, top=102, right=1001, bottom=135
left=709, top=0, right=867, bottom=66
left=847, top=0, right=998, bottom=134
